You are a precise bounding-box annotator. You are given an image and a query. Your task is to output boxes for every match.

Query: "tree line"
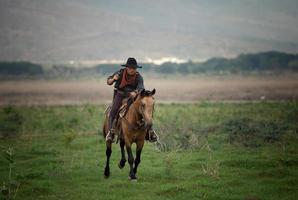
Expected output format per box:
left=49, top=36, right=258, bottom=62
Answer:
left=1, top=51, right=298, bottom=79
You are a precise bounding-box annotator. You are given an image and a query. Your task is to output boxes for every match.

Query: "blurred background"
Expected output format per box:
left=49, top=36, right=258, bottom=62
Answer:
left=1, top=1, right=298, bottom=199
left=0, top=0, right=298, bottom=105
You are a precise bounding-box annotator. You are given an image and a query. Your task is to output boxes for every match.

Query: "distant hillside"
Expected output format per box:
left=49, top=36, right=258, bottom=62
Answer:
left=0, top=0, right=297, bottom=62
left=0, top=51, right=298, bottom=79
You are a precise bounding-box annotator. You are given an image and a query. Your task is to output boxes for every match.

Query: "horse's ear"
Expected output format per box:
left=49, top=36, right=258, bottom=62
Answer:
left=151, top=88, right=156, bottom=96
left=140, top=89, right=146, bottom=97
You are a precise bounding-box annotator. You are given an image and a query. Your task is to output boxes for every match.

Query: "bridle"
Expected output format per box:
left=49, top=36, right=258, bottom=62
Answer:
left=121, top=95, right=155, bottom=132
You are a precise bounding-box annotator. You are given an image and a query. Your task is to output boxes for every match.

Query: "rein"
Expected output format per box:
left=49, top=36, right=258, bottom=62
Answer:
left=121, top=98, right=154, bottom=131
left=121, top=102, right=146, bottom=131
left=122, top=115, right=145, bottom=131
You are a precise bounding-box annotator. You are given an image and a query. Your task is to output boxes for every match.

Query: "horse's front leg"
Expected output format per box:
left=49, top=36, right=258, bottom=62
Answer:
left=118, top=137, right=126, bottom=169
left=133, top=139, right=144, bottom=176
left=104, top=142, right=112, bottom=178
left=126, top=143, right=136, bottom=180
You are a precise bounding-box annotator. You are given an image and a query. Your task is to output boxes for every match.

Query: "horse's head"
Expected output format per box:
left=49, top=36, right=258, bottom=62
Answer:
left=134, top=88, right=156, bottom=130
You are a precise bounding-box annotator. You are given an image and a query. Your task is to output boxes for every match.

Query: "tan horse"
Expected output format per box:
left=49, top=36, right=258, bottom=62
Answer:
left=103, top=88, right=156, bottom=180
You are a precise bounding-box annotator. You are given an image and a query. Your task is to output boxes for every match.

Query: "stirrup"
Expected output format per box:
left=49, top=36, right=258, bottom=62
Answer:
left=148, top=130, right=159, bottom=143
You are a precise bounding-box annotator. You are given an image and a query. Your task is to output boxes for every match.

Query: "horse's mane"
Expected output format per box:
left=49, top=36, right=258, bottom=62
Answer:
left=138, top=89, right=155, bottom=98
left=141, top=90, right=153, bottom=97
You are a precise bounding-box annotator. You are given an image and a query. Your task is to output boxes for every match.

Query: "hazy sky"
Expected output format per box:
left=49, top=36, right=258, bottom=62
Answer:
left=0, top=0, right=297, bottom=63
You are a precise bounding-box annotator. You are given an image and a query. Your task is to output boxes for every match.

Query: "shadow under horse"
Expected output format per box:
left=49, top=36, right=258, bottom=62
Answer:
left=103, top=88, right=156, bottom=180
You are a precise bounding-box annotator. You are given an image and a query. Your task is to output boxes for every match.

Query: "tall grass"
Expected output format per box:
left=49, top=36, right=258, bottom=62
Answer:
left=1, top=147, right=20, bottom=200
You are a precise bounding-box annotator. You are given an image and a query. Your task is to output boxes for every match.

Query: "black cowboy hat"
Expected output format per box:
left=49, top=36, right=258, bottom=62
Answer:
left=121, top=57, right=142, bottom=68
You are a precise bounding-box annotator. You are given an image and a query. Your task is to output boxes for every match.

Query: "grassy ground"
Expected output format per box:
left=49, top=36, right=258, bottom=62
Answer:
left=0, top=102, right=298, bottom=199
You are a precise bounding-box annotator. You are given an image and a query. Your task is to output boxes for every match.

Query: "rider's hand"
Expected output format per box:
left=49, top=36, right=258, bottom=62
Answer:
left=107, top=74, right=119, bottom=85
left=130, top=91, right=137, bottom=98
left=113, top=74, right=119, bottom=81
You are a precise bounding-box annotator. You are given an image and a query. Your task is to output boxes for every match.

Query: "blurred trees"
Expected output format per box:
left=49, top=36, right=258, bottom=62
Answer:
left=0, top=62, right=43, bottom=76
left=1, top=51, right=298, bottom=79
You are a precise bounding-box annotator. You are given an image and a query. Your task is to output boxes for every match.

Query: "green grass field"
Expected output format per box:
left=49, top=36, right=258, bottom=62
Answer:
left=0, top=102, right=298, bottom=200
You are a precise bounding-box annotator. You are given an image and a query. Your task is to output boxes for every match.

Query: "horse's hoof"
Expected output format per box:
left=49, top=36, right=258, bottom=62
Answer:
left=104, top=172, right=110, bottom=178
left=129, top=177, right=137, bottom=181
left=104, top=174, right=110, bottom=178
left=118, top=163, right=123, bottom=169
left=118, top=160, right=126, bottom=169
left=128, top=176, right=137, bottom=181
left=104, top=169, right=110, bottom=178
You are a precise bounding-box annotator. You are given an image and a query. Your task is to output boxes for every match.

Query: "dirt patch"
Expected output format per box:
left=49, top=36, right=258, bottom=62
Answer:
left=1, top=75, right=298, bottom=106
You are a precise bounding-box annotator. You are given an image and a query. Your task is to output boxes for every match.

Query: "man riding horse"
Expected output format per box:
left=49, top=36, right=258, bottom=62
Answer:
left=105, top=57, right=158, bottom=143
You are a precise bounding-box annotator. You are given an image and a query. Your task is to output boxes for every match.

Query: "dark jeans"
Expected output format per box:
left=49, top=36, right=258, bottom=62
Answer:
left=108, top=91, right=128, bottom=130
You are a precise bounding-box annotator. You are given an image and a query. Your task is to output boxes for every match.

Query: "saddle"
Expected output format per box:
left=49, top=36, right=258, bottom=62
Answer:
left=104, top=97, right=133, bottom=125
left=119, top=98, right=132, bottom=118
left=104, top=97, right=134, bottom=143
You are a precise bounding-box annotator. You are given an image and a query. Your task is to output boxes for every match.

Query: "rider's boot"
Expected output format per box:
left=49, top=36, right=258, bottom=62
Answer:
left=106, top=128, right=116, bottom=143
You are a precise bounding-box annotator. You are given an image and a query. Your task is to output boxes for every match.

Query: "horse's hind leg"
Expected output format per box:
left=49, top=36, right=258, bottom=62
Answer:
left=118, top=137, right=126, bottom=169
left=133, top=140, right=144, bottom=175
left=126, top=143, right=136, bottom=180
left=104, top=142, right=112, bottom=178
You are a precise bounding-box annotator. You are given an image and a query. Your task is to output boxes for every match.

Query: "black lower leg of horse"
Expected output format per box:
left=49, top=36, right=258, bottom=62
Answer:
left=104, top=143, right=112, bottom=178
left=126, top=145, right=136, bottom=179
left=118, top=138, right=126, bottom=169
left=133, top=142, right=143, bottom=174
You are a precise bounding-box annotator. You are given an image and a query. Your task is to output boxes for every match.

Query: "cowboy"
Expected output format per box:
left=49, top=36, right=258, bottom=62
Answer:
left=105, top=57, right=158, bottom=143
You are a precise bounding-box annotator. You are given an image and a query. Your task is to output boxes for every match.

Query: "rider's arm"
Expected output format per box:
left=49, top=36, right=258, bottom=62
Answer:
left=136, top=75, right=144, bottom=91
left=107, top=71, right=120, bottom=85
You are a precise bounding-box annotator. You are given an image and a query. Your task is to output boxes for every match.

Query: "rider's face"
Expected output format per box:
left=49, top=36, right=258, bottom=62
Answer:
left=126, top=67, right=137, bottom=75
